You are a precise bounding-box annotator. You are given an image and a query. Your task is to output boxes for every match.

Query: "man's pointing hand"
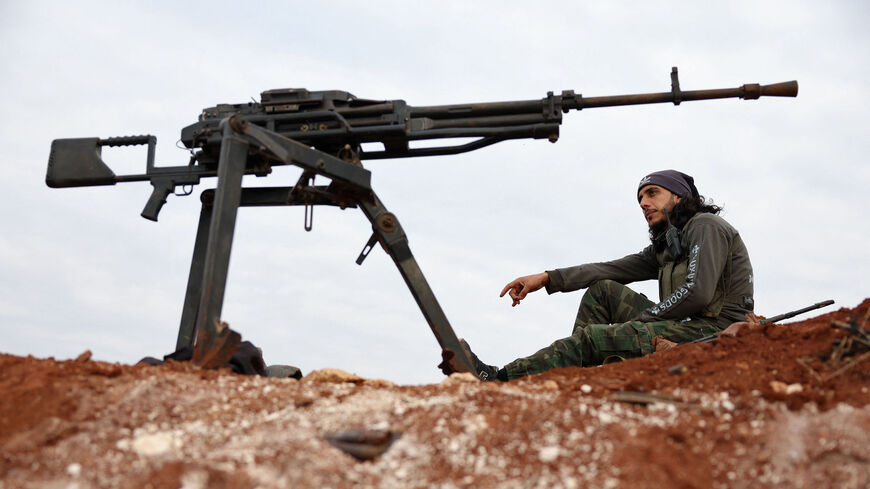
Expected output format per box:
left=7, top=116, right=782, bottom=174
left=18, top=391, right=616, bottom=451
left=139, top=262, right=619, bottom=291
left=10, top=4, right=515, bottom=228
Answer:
left=500, top=272, right=550, bottom=307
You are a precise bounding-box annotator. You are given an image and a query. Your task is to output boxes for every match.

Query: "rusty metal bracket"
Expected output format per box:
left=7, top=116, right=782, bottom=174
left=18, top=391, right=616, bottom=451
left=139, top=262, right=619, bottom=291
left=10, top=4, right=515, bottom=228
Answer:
left=561, top=90, right=579, bottom=113
left=191, top=319, right=241, bottom=369
left=543, top=91, right=564, bottom=123
left=356, top=233, right=379, bottom=265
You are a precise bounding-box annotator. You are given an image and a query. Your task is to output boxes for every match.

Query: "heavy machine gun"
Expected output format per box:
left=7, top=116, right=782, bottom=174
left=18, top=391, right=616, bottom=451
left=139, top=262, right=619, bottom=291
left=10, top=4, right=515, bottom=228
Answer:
left=46, top=67, right=798, bottom=375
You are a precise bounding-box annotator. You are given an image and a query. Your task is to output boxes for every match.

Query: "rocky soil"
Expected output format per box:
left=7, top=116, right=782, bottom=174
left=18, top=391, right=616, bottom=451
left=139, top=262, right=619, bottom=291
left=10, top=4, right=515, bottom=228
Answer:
left=2, top=300, right=869, bottom=489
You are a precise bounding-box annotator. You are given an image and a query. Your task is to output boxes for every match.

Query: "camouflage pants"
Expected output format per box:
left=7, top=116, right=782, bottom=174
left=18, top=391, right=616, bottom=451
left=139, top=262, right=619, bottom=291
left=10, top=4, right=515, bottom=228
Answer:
left=502, top=280, right=725, bottom=380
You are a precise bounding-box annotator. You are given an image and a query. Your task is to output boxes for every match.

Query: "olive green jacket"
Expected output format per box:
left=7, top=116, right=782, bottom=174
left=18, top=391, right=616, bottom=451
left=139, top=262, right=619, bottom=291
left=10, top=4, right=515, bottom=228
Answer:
left=545, top=213, right=754, bottom=325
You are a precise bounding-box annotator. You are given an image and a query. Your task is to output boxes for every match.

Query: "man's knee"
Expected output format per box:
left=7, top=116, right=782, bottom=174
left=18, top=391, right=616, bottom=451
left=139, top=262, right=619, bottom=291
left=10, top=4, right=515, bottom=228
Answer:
left=586, top=280, right=641, bottom=307
left=587, top=279, right=620, bottom=297
left=589, top=321, right=654, bottom=360
left=578, top=280, right=649, bottom=327
left=580, top=280, right=621, bottom=312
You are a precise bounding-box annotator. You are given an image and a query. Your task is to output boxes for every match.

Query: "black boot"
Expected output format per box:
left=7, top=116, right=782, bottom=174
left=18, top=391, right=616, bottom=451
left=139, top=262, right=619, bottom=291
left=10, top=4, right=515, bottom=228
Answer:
left=459, top=338, right=499, bottom=382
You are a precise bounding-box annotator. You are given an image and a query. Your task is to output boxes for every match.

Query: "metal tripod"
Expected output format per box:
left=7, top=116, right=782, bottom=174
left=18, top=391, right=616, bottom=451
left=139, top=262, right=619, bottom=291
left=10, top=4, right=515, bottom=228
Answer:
left=173, top=116, right=474, bottom=375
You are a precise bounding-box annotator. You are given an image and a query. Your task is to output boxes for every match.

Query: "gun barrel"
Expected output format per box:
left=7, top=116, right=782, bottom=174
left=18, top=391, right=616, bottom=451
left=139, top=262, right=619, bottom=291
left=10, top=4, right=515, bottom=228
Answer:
left=575, top=81, right=798, bottom=109
left=407, top=80, right=798, bottom=119
left=760, top=299, right=835, bottom=325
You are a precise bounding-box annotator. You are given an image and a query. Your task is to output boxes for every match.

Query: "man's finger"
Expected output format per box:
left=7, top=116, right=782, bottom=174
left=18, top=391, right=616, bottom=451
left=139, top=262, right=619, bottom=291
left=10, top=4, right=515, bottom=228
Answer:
left=515, top=287, right=528, bottom=301
left=509, top=287, right=522, bottom=301
left=500, top=281, right=519, bottom=297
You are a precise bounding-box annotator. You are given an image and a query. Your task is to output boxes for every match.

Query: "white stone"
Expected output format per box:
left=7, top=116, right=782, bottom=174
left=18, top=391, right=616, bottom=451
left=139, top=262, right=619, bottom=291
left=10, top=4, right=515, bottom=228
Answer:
left=66, top=463, right=82, bottom=477
left=448, top=440, right=461, bottom=452
left=441, top=372, right=480, bottom=385
left=538, top=446, right=560, bottom=462
left=132, top=432, right=175, bottom=456
left=179, top=470, right=209, bottom=489
left=580, top=384, right=592, bottom=393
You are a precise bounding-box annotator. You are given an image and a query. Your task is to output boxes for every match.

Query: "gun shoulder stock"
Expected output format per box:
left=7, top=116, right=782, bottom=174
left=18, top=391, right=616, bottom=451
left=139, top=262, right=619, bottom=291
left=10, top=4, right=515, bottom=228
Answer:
left=46, top=138, right=117, bottom=188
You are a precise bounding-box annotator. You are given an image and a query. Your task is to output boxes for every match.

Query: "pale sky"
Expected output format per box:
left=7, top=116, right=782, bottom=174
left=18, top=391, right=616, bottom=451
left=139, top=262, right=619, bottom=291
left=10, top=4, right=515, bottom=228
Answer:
left=1, top=1, right=868, bottom=384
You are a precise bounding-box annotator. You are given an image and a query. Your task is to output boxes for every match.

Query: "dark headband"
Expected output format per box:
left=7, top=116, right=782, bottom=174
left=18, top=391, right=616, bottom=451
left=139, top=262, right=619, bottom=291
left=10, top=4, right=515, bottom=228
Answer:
left=637, top=170, right=697, bottom=199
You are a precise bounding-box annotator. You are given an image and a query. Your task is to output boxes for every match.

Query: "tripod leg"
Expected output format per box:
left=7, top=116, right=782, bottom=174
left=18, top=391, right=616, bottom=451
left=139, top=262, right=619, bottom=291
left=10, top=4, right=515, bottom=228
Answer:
left=175, top=191, right=215, bottom=351
left=192, top=130, right=249, bottom=339
left=357, top=192, right=475, bottom=375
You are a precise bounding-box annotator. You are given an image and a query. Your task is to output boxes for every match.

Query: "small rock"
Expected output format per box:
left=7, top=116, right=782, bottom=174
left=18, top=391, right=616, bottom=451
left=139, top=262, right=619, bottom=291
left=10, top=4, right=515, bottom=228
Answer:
left=302, top=368, right=365, bottom=384
left=131, top=432, right=175, bottom=456
left=598, top=411, right=615, bottom=424
left=324, top=430, right=400, bottom=461
left=539, top=446, right=560, bottom=462
left=66, top=462, right=82, bottom=477
left=580, top=384, right=593, bottom=394
left=542, top=380, right=559, bottom=390
left=265, top=364, right=302, bottom=379
left=363, top=378, right=398, bottom=388
left=74, top=350, right=92, bottom=362
left=770, top=381, right=803, bottom=395
left=179, top=470, right=209, bottom=489
left=668, top=364, right=688, bottom=375
left=769, top=380, right=788, bottom=394
left=441, top=372, right=479, bottom=385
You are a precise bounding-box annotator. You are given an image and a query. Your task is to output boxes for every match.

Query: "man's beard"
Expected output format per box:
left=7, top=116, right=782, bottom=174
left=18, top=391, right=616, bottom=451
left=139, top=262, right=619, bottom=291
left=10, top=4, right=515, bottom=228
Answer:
left=647, top=199, right=692, bottom=252
left=648, top=218, right=669, bottom=252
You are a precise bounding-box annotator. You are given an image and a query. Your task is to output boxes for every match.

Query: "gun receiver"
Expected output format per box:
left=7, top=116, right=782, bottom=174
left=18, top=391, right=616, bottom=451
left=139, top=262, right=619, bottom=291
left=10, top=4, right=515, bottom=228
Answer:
left=45, top=67, right=798, bottom=375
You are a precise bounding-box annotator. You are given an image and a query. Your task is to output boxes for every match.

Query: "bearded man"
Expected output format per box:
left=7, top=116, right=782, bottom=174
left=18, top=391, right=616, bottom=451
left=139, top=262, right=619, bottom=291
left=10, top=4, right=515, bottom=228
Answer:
left=463, top=170, right=755, bottom=381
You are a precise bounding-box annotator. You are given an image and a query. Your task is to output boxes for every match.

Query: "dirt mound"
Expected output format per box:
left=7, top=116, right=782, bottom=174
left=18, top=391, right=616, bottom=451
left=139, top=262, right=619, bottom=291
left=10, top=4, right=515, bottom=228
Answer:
left=2, top=300, right=868, bottom=488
